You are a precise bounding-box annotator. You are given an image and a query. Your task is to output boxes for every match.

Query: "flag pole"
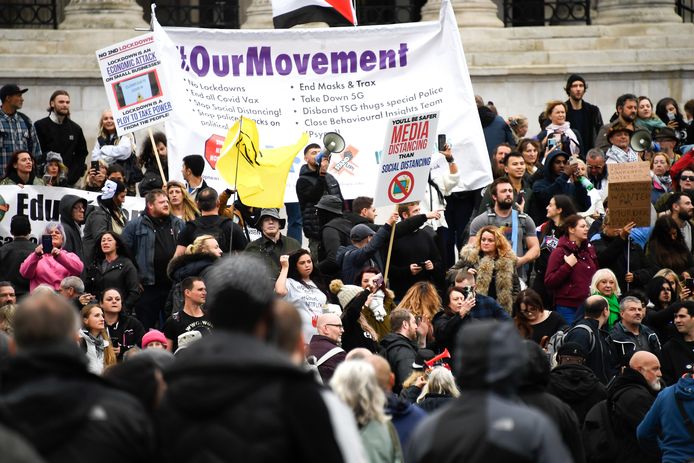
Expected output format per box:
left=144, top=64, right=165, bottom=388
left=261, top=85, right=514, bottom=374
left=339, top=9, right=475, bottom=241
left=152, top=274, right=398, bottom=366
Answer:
left=229, top=116, right=243, bottom=255
left=383, top=205, right=398, bottom=286
left=148, top=127, right=167, bottom=185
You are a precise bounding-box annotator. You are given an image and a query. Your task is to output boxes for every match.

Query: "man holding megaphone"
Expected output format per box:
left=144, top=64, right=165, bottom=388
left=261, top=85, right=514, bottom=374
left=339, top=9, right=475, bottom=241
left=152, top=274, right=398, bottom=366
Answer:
left=296, top=133, right=345, bottom=258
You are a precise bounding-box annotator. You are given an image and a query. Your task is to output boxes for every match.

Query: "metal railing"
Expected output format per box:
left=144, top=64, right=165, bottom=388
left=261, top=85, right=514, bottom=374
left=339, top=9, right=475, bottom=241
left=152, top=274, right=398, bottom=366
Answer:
left=503, top=0, right=591, bottom=26
left=139, top=0, right=240, bottom=28
left=0, top=0, right=61, bottom=29
left=677, top=0, right=694, bottom=22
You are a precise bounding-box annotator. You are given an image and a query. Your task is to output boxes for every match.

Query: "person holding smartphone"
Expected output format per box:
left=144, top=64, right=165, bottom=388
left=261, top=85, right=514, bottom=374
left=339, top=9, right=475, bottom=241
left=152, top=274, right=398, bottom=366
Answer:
left=19, top=222, right=83, bottom=291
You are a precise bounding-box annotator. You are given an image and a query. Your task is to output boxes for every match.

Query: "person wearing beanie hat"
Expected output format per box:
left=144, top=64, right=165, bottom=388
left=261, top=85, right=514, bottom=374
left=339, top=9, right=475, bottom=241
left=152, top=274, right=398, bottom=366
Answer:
left=329, top=279, right=382, bottom=353
left=82, top=178, right=128, bottom=264
left=142, top=329, right=168, bottom=349
left=316, top=194, right=353, bottom=283
left=0, top=84, right=42, bottom=170
left=245, top=208, right=301, bottom=279
left=181, top=154, right=209, bottom=200
left=0, top=216, right=34, bottom=298
left=563, top=73, right=604, bottom=153
left=43, top=151, right=69, bottom=186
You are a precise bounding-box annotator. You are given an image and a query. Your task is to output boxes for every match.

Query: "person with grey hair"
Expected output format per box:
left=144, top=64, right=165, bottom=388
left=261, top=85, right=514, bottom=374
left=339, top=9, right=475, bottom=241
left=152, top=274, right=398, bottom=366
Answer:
left=331, top=360, right=403, bottom=463
left=19, top=222, right=83, bottom=292
left=157, top=254, right=367, bottom=463
left=610, top=295, right=661, bottom=367
left=415, top=366, right=460, bottom=412
left=58, top=275, right=90, bottom=311
left=0, top=291, right=155, bottom=462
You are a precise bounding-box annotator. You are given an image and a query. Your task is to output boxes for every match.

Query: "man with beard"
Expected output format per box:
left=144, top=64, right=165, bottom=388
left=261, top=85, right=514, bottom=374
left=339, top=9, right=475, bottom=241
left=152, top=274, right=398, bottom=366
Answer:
left=564, top=74, right=604, bottom=153
left=606, top=351, right=662, bottom=463
left=609, top=296, right=662, bottom=368
left=469, top=177, right=540, bottom=272
left=660, top=301, right=694, bottom=385
left=666, top=192, right=694, bottom=251
left=34, top=90, right=88, bottom=185
left=596, top=94, right=638, bottom=151
left=585, top=149, right=608, bottom=195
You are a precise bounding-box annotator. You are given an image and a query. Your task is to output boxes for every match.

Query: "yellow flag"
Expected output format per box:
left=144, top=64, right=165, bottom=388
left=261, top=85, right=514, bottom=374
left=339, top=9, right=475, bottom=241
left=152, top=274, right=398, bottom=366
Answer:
left=217, top=117, right=309, bottom=208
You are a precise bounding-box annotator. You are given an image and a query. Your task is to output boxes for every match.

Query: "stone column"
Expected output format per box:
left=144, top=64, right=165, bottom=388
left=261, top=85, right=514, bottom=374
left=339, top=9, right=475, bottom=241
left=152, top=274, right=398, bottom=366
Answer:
left=595, top=0, right=682, bottom=24
left=422, top=0, right=503, bottom=27
left=61, top=0, right=147, bottom=29
left=242, top=0, right=274, bottom=29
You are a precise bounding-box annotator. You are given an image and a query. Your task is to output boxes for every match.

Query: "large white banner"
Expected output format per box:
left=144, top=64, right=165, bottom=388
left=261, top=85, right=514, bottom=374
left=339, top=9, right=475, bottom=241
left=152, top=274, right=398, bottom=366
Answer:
left=0, top=186, right=146, bottom=246
left=153, top=0, right=491, bottom=202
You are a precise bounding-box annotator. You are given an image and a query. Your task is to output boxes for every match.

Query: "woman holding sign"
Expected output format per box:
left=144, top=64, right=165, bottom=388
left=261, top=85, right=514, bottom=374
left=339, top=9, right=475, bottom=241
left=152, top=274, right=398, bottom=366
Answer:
left=91, top=109, right=140, bottom=195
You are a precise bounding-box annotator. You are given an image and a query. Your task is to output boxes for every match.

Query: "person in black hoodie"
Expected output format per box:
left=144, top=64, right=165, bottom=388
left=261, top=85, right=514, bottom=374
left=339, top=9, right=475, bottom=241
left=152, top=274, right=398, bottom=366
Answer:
left=59, top=194, right=87, bottom=261
left=315, top=194, right=351, bottom=283
left=518, top=341, right=586, bottom=463
left=643, top=276, right=678, bottom=343
left=156, top=254, right=363, bottom=462
left=529, top=149, right=591, bottom=225
left=660, top=301, right=694, bottom=385
left=406, top=321, right=572, bottom=463
left=0, top=291, right=154, bottom=462
left=380, top=309, right=432, bottom=393
left=0, top=215, right=35, bottom=298
left=546, top=342, right=607, bottom=423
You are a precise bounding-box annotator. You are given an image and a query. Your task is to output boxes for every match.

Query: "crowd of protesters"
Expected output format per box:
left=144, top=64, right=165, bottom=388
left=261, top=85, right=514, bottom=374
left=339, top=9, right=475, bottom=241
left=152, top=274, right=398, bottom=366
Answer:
left=1, top=75, right=694, bottom=462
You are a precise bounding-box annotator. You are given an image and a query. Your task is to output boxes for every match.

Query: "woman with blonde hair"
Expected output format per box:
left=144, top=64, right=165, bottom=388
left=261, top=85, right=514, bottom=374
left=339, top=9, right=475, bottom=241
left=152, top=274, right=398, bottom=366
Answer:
left=165, top=234, right=222, bottom=314
left=167, top=180, right=199, bottom=222
left=79, top=304, right=117, bottom=374
left=590, top=268, right=622, bottom=331
left=91, top=109, right=140, bottom=194
left=449, top=225, right=519, bottom=313
left=416, top=366, right=460, bottom=412
left=508, top=115, right=529, bottom=143
left=330, top=361, right=403, bottom=463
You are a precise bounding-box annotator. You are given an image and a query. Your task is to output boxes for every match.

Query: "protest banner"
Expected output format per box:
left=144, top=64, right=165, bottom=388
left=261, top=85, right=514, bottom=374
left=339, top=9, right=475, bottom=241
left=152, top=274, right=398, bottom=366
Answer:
left=607, top=162, right=651, bottom=227
left=374, top=112, right=438, bottom=207
left=96, top=34, right=174, bottom=136
left=0, top=186, right=145, bottom=247
left=152, top=0, right=491, bottom=202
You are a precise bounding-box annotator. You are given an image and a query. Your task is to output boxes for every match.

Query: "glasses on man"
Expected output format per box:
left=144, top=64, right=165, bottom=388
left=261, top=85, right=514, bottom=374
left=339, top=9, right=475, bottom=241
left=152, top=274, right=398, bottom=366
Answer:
left=326, top=323, right=344, bottom=330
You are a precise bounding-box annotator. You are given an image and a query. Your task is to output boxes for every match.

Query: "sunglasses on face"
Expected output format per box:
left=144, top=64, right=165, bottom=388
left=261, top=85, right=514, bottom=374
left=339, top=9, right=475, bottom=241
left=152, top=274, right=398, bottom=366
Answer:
left=681, top=175, right=694, bottom=181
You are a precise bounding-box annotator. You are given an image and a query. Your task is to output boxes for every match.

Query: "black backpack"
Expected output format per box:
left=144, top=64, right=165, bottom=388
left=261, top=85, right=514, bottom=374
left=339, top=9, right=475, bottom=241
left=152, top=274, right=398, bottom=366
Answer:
left=188, top=216, right=231, bottom=249
left=582, top=395, right=623, bottom=462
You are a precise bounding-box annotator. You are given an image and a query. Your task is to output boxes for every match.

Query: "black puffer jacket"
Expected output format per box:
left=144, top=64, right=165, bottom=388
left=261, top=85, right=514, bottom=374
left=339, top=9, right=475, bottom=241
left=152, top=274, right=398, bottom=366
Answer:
left=295, top=165, right=342, bottom=241
left=157, top=331, right=351, bottom=463
left=85, top=255, right=141, bottom=312
left=518, top=341, right=586, bottom=463
left=59, top=194, right=87, bottom=261
left=380, top=333, right=420, bottom=394
left=546, top=363, right=607, bottom=423
left=0, top=344, right=155, bottom=463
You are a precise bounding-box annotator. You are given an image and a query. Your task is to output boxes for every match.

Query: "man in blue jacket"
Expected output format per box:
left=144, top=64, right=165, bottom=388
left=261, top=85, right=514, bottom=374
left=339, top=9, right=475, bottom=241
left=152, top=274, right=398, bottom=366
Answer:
left=637, top=372, right=694, bottom=462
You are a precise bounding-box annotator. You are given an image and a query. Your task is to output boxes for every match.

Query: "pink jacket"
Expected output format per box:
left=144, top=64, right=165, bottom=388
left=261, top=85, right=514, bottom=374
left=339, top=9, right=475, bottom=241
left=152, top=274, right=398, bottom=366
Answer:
left=20, top=250, right=84, bottom=291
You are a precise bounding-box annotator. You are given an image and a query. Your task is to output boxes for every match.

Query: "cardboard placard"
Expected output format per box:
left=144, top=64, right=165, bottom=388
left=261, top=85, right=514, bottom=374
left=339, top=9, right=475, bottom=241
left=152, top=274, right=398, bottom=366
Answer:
left=607, top=161, right=651, bottom=227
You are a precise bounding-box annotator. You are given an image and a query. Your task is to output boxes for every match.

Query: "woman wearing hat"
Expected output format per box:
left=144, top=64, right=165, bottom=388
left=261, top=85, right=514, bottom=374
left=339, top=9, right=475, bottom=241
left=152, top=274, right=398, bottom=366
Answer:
left=0, top=150, right=44, bottom=186
left=605, top=121, right=638, bottom=164
left=245, top=208, right=301, bottom=279
left=42, top=151, right=68, bottom=186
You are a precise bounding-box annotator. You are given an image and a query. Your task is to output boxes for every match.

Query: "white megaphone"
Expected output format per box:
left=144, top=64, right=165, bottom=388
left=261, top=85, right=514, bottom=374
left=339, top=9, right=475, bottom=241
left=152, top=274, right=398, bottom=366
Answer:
left=630, top=129, right=653, bottom=152
left=315, top=132, right=345, bottom=164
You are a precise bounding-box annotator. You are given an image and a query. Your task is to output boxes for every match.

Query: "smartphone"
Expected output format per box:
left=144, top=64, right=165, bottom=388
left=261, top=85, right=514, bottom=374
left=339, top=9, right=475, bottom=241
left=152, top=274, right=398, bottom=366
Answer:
left=418, top=261, right=428, bottom=268
left=42, top=174, right=52, bottom=184
left=41, top=234, right=52, bottom=254
left=685, top=278, right=694, bottom=292
left=91, top=161, right=100, bottom=171
left=517, top=190, right=525, bottom=204
left=668, top=111, right=676, bottom=121
left=438, top=134, right=447, bottom=150
left=548, top=138, right=557, bottom=149
left=372, top=273, right=384, bottom=289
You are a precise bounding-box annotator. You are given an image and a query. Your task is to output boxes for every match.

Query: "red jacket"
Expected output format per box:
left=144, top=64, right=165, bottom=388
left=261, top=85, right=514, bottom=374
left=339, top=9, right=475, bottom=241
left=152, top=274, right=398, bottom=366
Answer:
left=544, top=235, right=598, bottom=308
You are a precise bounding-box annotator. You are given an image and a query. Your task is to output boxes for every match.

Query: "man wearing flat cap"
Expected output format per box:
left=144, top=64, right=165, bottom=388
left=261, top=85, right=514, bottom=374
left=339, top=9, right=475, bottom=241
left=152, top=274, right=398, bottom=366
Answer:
left=0, top=83, right=42, bottom=169
left=245, top=208, right=301, bottom=279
